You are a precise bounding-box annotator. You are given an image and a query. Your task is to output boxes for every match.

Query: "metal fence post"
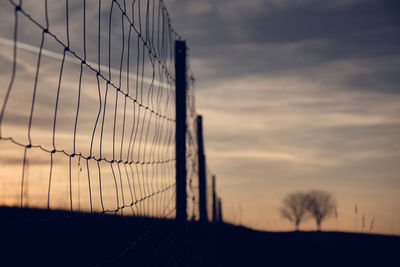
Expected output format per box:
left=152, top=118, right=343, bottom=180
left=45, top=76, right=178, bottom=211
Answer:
left=197, top=115, right=208, bottom=222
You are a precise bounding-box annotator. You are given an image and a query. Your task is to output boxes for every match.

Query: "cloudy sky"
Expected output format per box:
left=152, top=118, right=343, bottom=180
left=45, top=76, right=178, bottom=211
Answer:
left=166, top=0, right=400, bottom=234
left=0, top=0, right=399, bottom=234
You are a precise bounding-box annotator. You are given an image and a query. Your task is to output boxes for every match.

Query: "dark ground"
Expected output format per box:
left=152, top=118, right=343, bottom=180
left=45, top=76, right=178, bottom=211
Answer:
left=0, top=207, right=399, bottom=267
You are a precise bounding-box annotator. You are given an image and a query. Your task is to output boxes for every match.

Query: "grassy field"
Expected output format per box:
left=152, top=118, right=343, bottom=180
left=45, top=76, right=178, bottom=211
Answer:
left=1, top=207, right=399, bottom=266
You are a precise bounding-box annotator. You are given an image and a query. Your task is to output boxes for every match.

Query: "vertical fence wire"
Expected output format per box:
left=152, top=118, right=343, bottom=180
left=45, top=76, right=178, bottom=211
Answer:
left=0, top=0, right=178, bottom=218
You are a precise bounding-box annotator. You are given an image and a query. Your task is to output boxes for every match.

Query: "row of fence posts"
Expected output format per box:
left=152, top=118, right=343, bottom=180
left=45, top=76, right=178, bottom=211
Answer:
left=198, top=115, right=223, bottom=223
left=175, top=40, right=222, bottom=224
left=175, top=40, right=222, bottom=265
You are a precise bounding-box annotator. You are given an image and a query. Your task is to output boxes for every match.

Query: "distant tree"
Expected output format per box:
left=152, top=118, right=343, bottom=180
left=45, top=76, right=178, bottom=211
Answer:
left=280, top=192, right=309, bottom=231
left=306, top=190, right=337, bottom=231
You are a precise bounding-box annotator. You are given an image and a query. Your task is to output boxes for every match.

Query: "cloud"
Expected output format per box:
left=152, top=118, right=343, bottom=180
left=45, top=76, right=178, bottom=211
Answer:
left=167, top=0, right=400, bottom=100
left=169, top=0, right=400, bottom=44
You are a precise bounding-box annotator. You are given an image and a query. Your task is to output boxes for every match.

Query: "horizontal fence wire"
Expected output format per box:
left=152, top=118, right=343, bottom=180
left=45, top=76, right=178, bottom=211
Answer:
left=0, top=0, right=179, bottom=218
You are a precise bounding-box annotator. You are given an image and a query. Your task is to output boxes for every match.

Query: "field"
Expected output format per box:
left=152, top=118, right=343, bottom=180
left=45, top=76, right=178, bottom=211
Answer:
left=1, top=207, right=399, bottom=266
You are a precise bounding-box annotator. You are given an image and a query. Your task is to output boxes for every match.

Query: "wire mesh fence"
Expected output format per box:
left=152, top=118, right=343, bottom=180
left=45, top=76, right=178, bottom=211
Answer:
left=0, top=0, right=179, bottom=218
left=0, top=0, right=220, bottom=221
left=0, top=1, right=222, bottom=265
left=186, top=72, right=199, bottom=221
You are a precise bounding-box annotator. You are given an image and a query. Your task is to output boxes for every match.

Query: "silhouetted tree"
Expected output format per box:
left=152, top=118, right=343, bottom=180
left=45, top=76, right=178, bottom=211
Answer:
left=280, top=192, right=309, bottom=231
left=306, top=190, right=336, bottom=231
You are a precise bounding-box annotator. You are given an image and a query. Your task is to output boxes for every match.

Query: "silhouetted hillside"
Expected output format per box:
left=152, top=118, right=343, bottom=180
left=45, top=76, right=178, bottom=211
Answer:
left=0, top=207, right=398, bottom=266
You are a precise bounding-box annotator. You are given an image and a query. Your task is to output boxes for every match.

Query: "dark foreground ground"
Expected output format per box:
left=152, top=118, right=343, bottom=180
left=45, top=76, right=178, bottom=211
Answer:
left=1, top=207, right=399, bottom=267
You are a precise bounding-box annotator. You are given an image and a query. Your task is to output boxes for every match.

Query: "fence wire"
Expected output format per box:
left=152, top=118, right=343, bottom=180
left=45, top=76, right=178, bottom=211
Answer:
left=0, top=1, right=221, bottom=265
left=0, top=0, right=180, bottom=218
left=186, top=71, right=199, bottom=221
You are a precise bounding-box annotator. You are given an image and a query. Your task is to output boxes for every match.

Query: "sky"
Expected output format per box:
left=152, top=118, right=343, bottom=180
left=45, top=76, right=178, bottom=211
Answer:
left=165, top=0, right=400, bottom=234
left=0, top=0, right=399, bottom=235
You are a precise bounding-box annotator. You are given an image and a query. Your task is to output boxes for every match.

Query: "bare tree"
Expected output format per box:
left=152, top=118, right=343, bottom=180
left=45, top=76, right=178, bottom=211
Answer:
left=280, top=192, right=309, bottom=231
left=306, top=190, right=337, bottom=231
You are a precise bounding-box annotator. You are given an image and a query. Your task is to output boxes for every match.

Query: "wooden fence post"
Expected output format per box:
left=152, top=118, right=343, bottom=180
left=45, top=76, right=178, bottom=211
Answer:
left=175, top=40, right=187, bottom=222
left=212, top=175, right=217, bottom=223
left=197, top=115, right=208, bottom=222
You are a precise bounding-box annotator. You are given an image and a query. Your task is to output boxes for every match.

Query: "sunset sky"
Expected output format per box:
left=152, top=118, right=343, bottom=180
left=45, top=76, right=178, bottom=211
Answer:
left=0, top=0, right=399, bottom=235
left=166, top=0, right=400, bottom=234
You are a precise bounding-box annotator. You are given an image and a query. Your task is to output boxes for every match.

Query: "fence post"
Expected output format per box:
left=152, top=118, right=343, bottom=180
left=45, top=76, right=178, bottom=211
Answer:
left=218, top=197, right=223, bottom=223
left=212, top=175, right=217, bottom=223
left=197, top=115, right=208, bottom=222
left=175, top=40, right=187, bottom=267
left=175, top=40, right=187, bottom=222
